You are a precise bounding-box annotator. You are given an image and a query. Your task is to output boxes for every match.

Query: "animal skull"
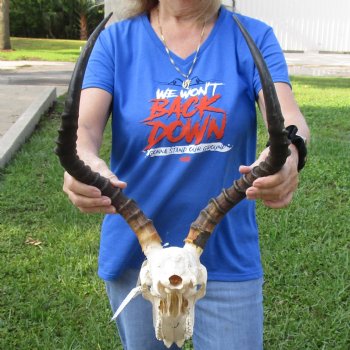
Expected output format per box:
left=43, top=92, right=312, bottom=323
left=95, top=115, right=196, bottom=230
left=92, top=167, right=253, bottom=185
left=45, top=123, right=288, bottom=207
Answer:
left=140, top=244, right=207, bottom=348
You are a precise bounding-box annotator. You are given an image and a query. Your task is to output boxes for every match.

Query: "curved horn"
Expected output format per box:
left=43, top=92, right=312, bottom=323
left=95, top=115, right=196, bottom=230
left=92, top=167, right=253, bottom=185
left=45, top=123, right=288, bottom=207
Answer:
left=55, top=14, right=162, bottom=255
left=185, top=15, right=291, bottom=252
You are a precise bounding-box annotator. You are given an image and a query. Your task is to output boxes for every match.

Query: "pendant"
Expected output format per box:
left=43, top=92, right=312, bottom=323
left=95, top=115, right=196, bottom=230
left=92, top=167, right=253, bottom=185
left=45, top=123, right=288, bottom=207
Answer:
left=182, top=79, right=191, bottom=89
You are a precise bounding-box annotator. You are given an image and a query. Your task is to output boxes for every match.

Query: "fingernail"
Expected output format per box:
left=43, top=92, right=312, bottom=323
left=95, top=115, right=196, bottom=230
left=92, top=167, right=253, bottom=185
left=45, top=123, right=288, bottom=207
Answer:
left=108, top=207, right=117, bottom=214
left=102, top=198, right=111, bottom=205
left=246, top=189, right=256, bottom=199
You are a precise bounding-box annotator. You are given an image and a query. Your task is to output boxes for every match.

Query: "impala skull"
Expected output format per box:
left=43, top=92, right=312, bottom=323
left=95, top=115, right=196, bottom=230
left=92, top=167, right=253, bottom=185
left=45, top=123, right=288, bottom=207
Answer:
left=140, top=245, right=207, bottom=348
left=56, top=12, right=290, bottom=349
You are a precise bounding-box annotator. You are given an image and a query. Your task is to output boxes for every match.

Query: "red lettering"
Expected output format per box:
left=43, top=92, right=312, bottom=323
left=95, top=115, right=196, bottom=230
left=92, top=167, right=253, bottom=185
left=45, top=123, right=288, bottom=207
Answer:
left=184, top=116, right=210, bottom=144
left=207, top=113, right=227, bottom=140
left=144, top=95, right=225, bottom=122
left=144, top=120, right=185, bottom=150
left=144, top=99, right=169, bottom=122
left=197, top=95, right=225, bottom=118
left=167, top=96, right=182, bottom=119
left=144, top=121, right=167, bottom=150
left=166, top=120, right=186, bottom=143
left=182, top=97, right=199, bottom=118
left=143, top=94, right=227, bottom=150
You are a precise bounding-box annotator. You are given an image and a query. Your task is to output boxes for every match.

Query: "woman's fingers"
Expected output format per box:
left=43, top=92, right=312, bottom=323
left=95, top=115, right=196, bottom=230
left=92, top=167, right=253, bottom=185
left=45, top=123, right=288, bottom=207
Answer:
left=239, top=146, right=299, bottom=208
left=62, top=169, right=125, bottom=214
left=63, top=171, right=101, bottom=197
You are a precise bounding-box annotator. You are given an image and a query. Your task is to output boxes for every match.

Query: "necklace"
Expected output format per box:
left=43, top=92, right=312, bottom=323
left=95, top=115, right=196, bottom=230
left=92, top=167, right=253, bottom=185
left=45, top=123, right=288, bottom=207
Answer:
left=157, top=10, right=206, bottom=89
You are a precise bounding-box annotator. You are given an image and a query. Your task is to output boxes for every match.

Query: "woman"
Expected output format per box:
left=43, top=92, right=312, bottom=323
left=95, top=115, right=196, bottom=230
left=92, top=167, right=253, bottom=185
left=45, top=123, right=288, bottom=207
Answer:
left=62, top=0, right=310, bottom=349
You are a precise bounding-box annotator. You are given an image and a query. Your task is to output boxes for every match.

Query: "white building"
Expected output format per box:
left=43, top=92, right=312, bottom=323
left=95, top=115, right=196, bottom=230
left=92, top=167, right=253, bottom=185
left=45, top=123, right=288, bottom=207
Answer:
left=105, top=0, right=350, bottom=53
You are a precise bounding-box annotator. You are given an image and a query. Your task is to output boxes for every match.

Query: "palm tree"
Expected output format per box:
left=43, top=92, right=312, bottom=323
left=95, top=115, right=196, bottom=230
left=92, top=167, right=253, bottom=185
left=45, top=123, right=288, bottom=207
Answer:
left=0, top=0, right=11, bottom=50
left=75, top=0, right=102, bottom=40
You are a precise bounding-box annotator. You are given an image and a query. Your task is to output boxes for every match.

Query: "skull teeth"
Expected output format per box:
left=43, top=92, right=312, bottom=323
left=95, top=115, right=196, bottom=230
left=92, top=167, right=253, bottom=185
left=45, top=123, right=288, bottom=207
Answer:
left=140, top=246, right=207, bottom=348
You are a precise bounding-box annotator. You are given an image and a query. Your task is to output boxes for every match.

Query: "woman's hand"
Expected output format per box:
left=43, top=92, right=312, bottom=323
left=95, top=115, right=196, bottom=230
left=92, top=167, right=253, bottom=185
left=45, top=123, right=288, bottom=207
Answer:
left=239, top=146, right=299, bottom=209
left=63, top=157, right=127, bottom=214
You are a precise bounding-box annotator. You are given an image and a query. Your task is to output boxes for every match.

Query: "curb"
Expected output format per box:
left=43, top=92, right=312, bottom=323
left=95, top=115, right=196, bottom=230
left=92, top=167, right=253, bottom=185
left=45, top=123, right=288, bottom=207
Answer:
left=0, top=87, right=57, bottom=168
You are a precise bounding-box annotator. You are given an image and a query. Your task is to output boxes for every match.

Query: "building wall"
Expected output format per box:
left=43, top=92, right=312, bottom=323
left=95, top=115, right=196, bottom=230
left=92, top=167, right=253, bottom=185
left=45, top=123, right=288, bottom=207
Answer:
left=104, top=0, right=350, bottom=52
left=104, top=0, right=132, bottom=21
left=235, top=0, right=350, bottom=52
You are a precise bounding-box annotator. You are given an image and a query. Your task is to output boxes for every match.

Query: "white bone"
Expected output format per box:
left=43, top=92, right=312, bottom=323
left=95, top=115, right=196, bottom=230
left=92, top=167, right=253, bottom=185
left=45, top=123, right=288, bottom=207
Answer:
left=112, top=243, right=207, bottom=348
left=111, top=285, right=142, bottom=321
left=140, top=244, right=207, bottom=348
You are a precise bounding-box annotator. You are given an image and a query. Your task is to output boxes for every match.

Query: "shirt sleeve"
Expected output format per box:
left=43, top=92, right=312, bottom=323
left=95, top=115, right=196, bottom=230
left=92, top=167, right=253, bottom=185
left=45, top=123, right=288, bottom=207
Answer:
left=82, top=28, right=115, bottom=95
left=253, top=26, right=290, bottom=98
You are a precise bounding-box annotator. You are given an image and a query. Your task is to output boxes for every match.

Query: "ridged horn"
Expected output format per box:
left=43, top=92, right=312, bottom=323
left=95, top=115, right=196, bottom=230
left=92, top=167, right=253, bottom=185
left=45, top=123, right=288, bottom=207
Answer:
left=55, top=13, right=162, bottom=254
left=185, top=15, right=291, bottom=251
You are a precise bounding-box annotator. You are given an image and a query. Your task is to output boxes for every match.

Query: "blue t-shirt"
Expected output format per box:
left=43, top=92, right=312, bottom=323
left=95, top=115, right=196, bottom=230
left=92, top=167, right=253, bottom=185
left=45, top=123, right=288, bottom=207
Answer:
left=83, top=6, right=290, bottom=282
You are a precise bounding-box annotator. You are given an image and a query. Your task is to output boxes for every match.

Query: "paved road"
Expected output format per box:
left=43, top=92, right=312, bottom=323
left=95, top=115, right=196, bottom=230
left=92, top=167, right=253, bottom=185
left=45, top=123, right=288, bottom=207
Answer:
left=0, top=61, right=75, bottom=96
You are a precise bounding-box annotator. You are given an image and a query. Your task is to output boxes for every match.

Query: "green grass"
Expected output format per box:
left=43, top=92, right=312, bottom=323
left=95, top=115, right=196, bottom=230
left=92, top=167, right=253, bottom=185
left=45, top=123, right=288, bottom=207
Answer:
left=0, top=37, right=85, bottom=62
left=258, top=77, right=350, bottom=349
left=0, top=76, right=349, bottom=349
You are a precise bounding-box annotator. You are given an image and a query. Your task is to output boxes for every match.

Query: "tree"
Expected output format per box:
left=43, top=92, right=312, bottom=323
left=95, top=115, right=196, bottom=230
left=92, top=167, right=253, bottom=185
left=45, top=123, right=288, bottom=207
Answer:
left=9, top=0, right=103, bottom=40
left=75, top=0, right=102, bottom=40
left=0, top=0, right=11, bottom=50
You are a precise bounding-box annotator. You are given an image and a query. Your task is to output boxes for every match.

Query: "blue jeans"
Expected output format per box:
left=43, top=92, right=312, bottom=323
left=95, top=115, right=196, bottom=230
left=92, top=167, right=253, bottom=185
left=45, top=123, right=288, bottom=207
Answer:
left=106, top=269, right=263, bottom=350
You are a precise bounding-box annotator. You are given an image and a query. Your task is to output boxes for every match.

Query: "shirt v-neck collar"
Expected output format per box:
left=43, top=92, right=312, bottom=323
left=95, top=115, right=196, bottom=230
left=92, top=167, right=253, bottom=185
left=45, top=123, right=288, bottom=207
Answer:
left=141, top=6, right=227, bottom=65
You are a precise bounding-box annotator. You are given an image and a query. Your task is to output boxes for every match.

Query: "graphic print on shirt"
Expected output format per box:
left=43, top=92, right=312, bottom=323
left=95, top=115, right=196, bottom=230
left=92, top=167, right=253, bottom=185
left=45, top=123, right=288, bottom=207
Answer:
left=142, top=77, right=233, bottom=158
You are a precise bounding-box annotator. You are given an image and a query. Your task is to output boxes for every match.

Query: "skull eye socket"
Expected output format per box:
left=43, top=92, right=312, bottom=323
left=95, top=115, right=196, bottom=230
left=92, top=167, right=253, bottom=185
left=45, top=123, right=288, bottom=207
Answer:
left=169, top=275, right=182, bottom=286
left=196, top=284, right=203, bottom=291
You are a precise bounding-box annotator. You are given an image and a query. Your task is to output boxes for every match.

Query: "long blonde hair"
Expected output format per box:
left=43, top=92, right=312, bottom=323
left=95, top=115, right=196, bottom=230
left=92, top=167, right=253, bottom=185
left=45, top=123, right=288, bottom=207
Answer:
left=125, top=0, right=222, bottom=20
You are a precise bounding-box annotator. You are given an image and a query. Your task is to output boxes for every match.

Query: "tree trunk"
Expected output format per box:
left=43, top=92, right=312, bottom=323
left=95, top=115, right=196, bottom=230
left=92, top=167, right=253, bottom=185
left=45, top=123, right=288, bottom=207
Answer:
left=0, top=0, right=11, bottom=50
left=79, top=14, right=88, bottom=41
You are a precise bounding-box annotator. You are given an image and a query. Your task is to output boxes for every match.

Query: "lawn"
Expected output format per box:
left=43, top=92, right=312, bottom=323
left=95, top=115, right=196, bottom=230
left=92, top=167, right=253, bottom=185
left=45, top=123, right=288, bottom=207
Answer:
left=0, top=76, right=349, bottom=349
left=0, top=37, right=85, bottom=62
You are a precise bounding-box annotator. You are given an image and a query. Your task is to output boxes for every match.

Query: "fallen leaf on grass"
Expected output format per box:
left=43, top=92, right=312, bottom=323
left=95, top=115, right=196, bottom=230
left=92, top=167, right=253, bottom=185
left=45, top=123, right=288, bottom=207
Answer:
left=25, top=237, right=43, bottom=247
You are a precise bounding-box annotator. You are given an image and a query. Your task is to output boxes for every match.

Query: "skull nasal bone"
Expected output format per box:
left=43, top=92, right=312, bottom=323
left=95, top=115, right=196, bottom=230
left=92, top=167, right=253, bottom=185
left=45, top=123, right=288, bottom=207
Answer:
left=169, top=275, right=182, bottom=286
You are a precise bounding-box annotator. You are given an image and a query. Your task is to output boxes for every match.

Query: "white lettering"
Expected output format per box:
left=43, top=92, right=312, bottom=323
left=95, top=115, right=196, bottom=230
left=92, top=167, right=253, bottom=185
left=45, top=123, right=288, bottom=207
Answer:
left=144, top=142, right=233, bottom=158
left=156, top=88, right=178, bottom=99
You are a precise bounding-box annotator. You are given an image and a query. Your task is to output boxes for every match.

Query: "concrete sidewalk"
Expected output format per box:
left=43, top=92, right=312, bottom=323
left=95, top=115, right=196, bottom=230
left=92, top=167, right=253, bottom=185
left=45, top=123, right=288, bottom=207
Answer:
left=286, top=52, right=350, bottom=78
left=0, top=61, right=74, bottom=168
left=0, top=53, right=349, bottom=168
left=0, top=85, right=57, bottom=167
